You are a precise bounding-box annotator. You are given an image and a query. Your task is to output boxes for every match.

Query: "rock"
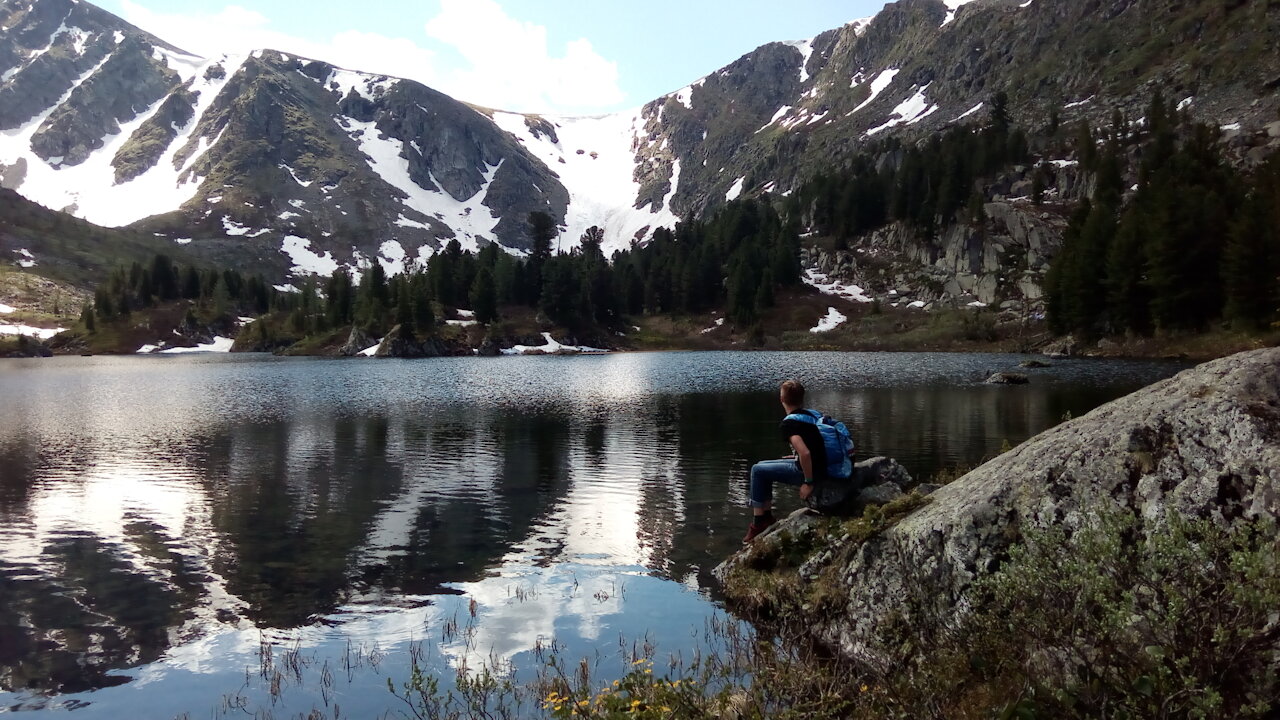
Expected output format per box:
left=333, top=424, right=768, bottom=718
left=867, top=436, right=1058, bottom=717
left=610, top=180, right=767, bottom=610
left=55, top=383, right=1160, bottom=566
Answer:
left=373, top=324, right=428, bottom=358
left=806, top=457, right=913, bottom=516
left=985, top=372, right=1029, bottom=385
left=1096, top=338, right=1120, bottom=352
left=476, top=336, right=502, bottom=357
left=857, top=483, right=905, bottom=506
left=1040, top=334, right=1078, bottom=357
left=1019, top=359, right=1051, bottom=368
left=718, top=348, right=1280, bottom=664
left=339, top=326, right=376, bottom=356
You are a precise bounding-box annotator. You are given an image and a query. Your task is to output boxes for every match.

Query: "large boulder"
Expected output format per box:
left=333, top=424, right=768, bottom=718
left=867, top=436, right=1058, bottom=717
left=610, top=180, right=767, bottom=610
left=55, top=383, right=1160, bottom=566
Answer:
left=807, top=457, right=914, bottom=516
left=339, top=326, right=376, bottom=356
left=716, top=348, right=1280, bottom=662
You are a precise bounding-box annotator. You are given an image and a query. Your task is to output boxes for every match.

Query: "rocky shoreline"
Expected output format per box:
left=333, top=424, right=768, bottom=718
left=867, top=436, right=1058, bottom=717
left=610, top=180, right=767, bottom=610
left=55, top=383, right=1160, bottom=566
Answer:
left=714, top=347, right=1280, bottom=663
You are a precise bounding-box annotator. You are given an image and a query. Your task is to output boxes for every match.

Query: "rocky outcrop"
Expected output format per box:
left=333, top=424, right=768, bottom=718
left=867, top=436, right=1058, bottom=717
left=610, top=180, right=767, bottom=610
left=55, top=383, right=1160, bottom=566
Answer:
left=806, top=198, right=1067, bottom=311
left=716, top=347, right=1280, bottom=662
left=339, top=326, right=376, bottom=356
left=372, top=325, right=450, bottom=358
left=984, top=371, right=1029, bottom=385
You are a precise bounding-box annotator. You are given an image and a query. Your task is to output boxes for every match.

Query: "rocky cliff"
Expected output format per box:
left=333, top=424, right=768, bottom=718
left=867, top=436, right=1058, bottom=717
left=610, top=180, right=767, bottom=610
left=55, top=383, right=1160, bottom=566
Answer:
left=715, top=346, right=1280, bottom=662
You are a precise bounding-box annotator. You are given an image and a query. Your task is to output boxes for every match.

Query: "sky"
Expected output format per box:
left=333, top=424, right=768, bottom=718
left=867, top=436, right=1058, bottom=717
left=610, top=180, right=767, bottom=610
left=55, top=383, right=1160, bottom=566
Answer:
left=95, top=0, right=887, bottom=116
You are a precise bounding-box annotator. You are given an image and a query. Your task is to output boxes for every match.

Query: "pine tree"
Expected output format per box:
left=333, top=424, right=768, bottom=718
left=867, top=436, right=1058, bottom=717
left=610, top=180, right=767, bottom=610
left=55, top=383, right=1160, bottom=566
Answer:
left=470, top=266, right=498, bottom=324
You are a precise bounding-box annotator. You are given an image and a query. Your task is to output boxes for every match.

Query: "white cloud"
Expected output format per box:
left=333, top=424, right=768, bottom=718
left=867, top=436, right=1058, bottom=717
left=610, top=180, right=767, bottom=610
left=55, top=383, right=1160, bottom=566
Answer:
left=116, top=0, right=625, bottom=115
left=423, top=0, right=624, bottom=113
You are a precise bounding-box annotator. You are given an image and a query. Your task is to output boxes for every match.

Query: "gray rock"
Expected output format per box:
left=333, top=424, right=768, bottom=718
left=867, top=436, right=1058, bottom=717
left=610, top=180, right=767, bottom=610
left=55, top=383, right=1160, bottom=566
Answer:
left=1019, top=359, right=1051, bottom=369
left=476, top=336, right=502, bottom=357
left=985, top=372, right=1029, bottom=385
left=806, top=457, right=913, bottom=516
left=1040, top=335, right=1078, bottom=357
left=373, top=324, right=426, bottom=358
left=339, top=326, right=375, bottom=356
left=720, top=348, right=1280, bottom=664
left=857, top=482, right=905, bottom=506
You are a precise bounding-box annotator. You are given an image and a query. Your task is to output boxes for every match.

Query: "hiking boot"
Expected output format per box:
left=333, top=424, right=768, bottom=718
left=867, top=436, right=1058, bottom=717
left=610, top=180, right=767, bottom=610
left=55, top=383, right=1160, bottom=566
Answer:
left=742, top=514, right=777, bottom=543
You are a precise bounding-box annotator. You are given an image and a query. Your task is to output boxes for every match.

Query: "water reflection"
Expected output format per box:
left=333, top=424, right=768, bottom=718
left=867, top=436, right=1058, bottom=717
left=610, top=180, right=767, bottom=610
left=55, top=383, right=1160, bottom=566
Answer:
left=0, top=352, right=1184, bottom=708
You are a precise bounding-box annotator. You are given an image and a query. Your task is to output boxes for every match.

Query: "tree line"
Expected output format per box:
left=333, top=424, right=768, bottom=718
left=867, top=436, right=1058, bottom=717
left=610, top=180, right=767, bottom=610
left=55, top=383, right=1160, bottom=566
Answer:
left=1045, top=92, right=1280, bottom=336
left=86, top=254, right=278, bottom=331
left=118, top=197, right=804, bottom=345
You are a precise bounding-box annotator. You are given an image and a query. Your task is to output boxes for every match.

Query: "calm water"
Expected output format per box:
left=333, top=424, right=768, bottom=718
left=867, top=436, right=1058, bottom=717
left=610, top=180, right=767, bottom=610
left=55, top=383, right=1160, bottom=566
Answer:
left=0, top=351, right=1185, bottom=716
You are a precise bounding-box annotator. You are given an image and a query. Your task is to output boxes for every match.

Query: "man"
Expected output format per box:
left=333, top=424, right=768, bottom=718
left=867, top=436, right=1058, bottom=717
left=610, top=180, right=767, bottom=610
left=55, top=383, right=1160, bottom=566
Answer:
left=743, top=379, right=837, bottom=543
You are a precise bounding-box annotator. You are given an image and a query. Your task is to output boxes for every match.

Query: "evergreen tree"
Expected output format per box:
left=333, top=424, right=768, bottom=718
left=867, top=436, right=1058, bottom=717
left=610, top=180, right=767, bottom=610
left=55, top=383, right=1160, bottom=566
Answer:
left=470, top=266, right=498, bottom=323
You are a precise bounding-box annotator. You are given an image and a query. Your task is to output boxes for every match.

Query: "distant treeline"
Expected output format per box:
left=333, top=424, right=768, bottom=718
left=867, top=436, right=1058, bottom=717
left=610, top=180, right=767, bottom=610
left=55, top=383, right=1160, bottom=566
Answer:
left=87, top=255, right=279, bottom=331
left=91, top=197, right=803, bottom=342
left=1045, top=92, right=1280, bottom=336
left=286, top=198, right=801, bottom=338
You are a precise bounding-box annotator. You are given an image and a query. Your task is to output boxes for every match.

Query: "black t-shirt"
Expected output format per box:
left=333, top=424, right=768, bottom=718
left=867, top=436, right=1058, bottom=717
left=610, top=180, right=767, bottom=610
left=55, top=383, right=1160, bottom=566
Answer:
left=779, top=411, right=829, bottom=481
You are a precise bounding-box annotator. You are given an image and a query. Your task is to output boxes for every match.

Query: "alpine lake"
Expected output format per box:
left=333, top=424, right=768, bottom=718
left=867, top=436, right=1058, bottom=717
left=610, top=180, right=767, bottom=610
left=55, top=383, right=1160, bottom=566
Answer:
left=0, top=351, right=1186, bottom=717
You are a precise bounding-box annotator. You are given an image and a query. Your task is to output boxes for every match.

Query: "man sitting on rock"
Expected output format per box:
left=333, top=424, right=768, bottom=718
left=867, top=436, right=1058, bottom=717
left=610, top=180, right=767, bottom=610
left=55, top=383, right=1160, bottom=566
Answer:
left=744, top=379, right=842, bottom=542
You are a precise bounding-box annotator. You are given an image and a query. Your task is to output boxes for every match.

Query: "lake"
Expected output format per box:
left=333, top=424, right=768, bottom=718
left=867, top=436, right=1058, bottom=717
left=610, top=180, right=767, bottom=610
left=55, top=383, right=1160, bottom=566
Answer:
left=0, top=351, right=1186, bottom=717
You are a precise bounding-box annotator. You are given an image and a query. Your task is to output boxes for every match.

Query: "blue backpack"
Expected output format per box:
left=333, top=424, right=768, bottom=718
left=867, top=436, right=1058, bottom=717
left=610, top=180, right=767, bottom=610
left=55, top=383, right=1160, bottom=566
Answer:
left=785, top=409, right=854, bottom=479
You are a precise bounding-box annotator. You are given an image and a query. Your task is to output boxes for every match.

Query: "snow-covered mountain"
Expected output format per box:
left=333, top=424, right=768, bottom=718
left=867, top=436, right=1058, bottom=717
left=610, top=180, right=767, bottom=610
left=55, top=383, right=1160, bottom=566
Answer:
left=2, top=0, right=1277, bottom=282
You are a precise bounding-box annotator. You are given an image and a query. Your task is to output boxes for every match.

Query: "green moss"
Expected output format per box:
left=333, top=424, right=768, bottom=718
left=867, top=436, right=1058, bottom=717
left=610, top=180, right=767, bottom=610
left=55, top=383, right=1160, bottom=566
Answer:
left=723, top=493, right=934, bottom=621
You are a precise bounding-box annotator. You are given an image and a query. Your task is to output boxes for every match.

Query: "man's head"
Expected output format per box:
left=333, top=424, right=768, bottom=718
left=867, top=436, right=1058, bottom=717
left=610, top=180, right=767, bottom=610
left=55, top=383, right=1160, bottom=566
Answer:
left=779, top=379, right=805, bottom=410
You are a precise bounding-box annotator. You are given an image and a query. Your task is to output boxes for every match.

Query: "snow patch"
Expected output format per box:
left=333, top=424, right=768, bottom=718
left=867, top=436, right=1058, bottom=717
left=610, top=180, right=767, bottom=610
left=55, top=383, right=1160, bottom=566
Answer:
left=0, top=303, right=15, bottom=314
left=700, top=317, right=726, bottom=334
left=952, top=102, right=984, bottom=122
left=281, top=236, right=340, bottom=277
left=1, top=324, right=64, bottom=339
left=1064, top=96, right=1094, bottom=109
left=810, top=307, right=847, bottom=333
left=501, top=332, right=607, bottom=355
left=726, top=176, right=746, bottom=202
left=378, top=240, right=408, bottom=275
left=137, top=336, right=235, bottom=354
left=784, top=38, right=816, bottom=83
left=757, top=105, right=793, bottom=133
left=280, top=164, right=313, bottom=188
left=1177, top=96, right=1194, bottom=112
left=941, top=0, right=978, bottom=26
left=867, top=84, right=939, bottom=136
left=804, top=269, right=874, bottom=303
left=849, top=68, right=899, bottom=114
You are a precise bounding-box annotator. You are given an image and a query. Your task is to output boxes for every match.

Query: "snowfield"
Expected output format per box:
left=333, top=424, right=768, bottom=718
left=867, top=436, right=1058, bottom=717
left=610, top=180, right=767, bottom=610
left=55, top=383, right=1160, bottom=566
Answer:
left=491, top=110, right=682, bottom=256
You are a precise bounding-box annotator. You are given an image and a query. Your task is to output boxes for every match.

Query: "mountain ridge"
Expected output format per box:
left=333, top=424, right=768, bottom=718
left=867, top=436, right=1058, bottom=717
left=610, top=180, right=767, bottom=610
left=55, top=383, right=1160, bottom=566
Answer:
left=2, top=0, right=1278, bottom=284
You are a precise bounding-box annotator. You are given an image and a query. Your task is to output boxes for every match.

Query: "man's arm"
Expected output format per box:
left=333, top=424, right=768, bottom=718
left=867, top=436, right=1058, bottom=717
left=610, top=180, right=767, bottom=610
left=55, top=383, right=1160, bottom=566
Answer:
left=789, top=435, right=815, bottom=500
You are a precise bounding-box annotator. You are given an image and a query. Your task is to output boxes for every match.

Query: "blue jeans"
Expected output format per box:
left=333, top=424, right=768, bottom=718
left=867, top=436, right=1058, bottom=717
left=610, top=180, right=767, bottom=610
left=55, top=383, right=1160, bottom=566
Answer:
left=749, top=459, right=807, bottom=508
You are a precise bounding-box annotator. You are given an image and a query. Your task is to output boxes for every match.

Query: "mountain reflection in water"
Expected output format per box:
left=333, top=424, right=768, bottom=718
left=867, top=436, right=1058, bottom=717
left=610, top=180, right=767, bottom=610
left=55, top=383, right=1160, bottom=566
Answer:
left=0, top=352, right=1184, bottom=713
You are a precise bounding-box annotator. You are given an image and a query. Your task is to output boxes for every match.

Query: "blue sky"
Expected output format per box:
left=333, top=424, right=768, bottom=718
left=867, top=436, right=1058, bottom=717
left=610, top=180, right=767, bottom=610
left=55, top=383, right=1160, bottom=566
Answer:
left=97, top=0, right=886, bottom=115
